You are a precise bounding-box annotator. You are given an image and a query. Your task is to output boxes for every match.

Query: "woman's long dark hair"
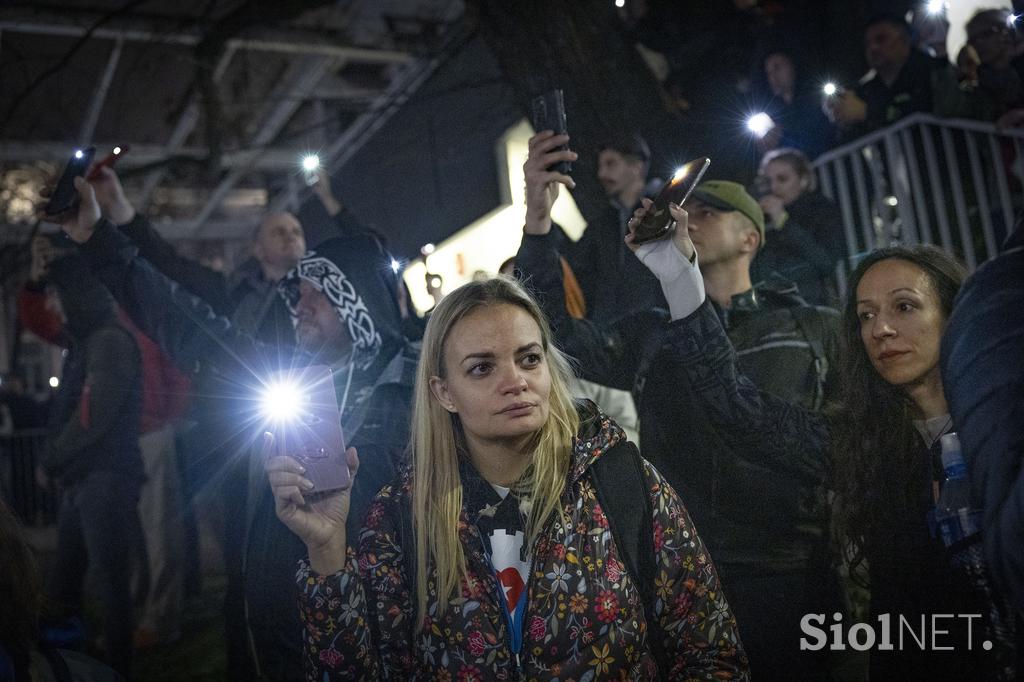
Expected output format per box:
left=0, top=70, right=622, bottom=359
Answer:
left=0, top=497, right=43, bottom=677
left=831, top=245, right=966, bottom=571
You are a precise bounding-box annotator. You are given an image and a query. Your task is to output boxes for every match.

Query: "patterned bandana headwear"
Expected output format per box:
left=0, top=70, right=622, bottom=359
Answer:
left=281, top=252, right=382, bottom=369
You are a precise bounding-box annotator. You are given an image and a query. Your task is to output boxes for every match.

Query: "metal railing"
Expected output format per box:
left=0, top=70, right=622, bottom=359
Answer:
left=813, top=112, right=1024, bottom=274
left=1, top=428, right=58, bottom=526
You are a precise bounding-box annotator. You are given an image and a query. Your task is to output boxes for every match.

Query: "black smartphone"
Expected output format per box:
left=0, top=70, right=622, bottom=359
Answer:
left=632, top=157, right=711, bottom=245
left=44, top=147, right=96, bottom=216
left=530, top=89, right=571, bottom=174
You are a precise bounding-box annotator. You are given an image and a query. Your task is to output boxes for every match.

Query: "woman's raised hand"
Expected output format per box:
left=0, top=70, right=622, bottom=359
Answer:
left=264, top=433, right=359, bottom=575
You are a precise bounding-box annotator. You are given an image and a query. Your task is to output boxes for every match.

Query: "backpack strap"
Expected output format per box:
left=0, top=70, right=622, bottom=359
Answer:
left=789, top=305, right=829, bottom=411
left=590, top=441, right=667, bottom=680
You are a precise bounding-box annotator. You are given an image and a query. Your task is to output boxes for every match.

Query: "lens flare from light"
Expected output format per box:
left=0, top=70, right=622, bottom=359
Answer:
left=302, top=155, right=320, bottom=172
left=823, top=82, right=838, bottom=96
left=1009, top=14, right=1021, bottom=27
left=390, top=259, right=401, bottom=274
left=261, top=381, right=306, bottom=422
left=746, top=112, right=774, bottom=139
left=925, top=0, right=946, bottom=15
left=672, top=166, right=689, bottom=182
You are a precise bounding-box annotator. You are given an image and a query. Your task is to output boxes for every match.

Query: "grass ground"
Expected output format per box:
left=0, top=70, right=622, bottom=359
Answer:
left=133, top=575, right=227, bottom=681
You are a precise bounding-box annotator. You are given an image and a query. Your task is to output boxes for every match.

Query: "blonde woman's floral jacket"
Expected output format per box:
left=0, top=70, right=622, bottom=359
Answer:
left=296, top=405, right=749, bottom=680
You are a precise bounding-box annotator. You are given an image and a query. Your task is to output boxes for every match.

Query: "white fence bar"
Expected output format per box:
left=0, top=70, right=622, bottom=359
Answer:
left=899, top=127, right=933, bottom=245
left=964, top=131, right=998, bottom=260
left=814, top=113, right=1023, bottom=271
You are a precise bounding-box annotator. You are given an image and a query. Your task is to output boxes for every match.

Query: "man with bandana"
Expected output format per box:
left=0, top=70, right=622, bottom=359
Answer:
left=55, top=176, right=417, bottom=682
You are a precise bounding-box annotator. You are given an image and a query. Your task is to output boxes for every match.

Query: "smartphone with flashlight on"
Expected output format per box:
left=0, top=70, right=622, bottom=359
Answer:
left=531, top=89, right=572, bottom=174
left=44, top=147, right=96, bottom=216
left=86, top=145, right=129, bottom=180
left=301, top=155, right=320, bottom=186
left=631, top=156, right=710, bottom=245
left=263, top=364, right=349, bottom=493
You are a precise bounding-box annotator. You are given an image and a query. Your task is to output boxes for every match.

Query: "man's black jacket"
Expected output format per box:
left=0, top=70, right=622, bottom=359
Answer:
left=516, top=230, right=840, bottom=571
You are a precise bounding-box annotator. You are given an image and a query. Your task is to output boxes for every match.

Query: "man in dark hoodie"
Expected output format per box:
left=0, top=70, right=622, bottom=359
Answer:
left=57, top=176, right=417, bottom=680
left=87, top=167, right=383, bottom=676
left=36, top=249, right=143, bottom=678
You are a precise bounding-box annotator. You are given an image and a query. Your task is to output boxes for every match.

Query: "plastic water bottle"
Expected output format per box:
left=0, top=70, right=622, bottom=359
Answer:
left=934, top=432, right=982, bottom=547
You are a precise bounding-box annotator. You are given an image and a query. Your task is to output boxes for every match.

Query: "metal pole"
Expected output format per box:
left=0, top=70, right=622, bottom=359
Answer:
left=987, top=134, right=1015, bottom=238
left=964, top=130, right=998, bottom=261
left=940, top=126, right=976, bottom=269
left=138, top=45, right=237, bottom=208
left=883, top=131, right=917, bottom=244
left=899, top=127, right=933, bottom=245
left=851, top=147, right=871, bottom=247
left=834, top=159, right=859, bottom=254
left=920, top=124, right=955, bottom=253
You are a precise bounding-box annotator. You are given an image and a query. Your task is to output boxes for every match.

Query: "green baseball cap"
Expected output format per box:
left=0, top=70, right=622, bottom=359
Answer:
left=690, top=180, right=765, bottom=247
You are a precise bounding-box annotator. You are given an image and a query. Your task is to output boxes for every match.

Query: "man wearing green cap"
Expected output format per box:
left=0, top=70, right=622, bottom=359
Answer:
left=516, top=130, right=843, bottom=679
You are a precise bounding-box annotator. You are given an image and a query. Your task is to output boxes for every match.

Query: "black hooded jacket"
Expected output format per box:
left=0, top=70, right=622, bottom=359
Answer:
left=42, top=253, right=142, bottom=487
left=77, top=220, right=417, bottom=680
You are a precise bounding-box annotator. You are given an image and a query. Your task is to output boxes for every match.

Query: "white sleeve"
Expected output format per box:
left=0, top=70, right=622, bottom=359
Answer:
left=634, top=238, right=706, bottom=320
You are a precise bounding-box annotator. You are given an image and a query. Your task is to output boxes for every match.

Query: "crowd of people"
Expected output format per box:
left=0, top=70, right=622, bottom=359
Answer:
left=1, top=7, right=1024, bottom=682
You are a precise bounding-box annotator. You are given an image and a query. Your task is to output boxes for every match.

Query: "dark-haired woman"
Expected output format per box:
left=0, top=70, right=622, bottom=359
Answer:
left=628, top=200, right=1011, bottom=680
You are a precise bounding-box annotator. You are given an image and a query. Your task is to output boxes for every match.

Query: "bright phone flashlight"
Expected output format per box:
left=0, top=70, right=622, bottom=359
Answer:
left=746, top=112, right=774, bottom=139
left=390, top=259, right=401, bottom=274
left=261, top=381, right=306, bottom=422
left=925, top=0, right=946, bottom=15
left=823, top=82, right=838, bottom=97
left=74, top=150, right=84, bottom=159
left=302, top=155, right=320, bottom=172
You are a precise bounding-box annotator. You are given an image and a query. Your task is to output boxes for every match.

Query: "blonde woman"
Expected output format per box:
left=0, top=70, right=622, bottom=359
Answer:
left=266, top=276, right=748, bottom=680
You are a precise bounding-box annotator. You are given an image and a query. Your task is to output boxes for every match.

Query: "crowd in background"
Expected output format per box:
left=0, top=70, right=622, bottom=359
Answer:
left=1, top=7, right=1023, bottom=682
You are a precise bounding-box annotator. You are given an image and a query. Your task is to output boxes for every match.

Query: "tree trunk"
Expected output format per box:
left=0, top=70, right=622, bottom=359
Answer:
left=467, top=0, right=699, bottom=223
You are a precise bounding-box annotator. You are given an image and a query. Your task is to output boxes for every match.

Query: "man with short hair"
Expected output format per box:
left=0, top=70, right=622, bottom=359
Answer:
left=827, top=13, right=967, bottom=140
left=556, top=133, right=664, bottom=325
left=517, top=131, right=842, bottom=678
left=965, top=8, right=1024, bottom=127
